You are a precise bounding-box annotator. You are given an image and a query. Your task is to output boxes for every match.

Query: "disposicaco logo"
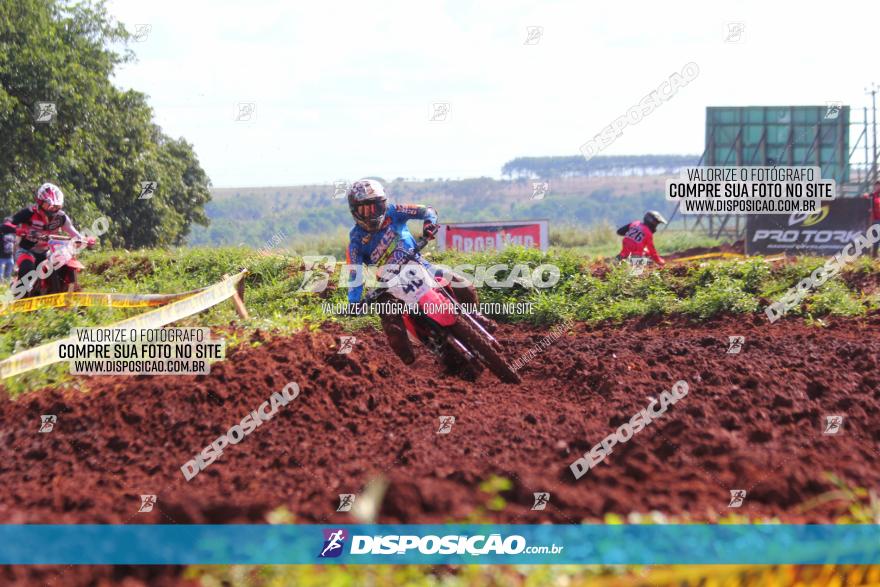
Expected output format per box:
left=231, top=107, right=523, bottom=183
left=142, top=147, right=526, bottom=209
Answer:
left=753, top=204, right=858, bottom=245
left=318, top=529, right=347, bottom=558
left=318, top=530, right=530, bottom=557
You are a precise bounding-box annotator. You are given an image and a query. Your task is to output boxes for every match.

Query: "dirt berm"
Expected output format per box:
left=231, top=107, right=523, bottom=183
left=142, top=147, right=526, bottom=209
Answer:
left=2, top=314, right=878, bottom=528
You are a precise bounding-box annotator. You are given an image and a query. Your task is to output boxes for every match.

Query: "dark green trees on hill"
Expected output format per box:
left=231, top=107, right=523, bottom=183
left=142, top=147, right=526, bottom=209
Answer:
left=501, top=155, right=698, bottom=178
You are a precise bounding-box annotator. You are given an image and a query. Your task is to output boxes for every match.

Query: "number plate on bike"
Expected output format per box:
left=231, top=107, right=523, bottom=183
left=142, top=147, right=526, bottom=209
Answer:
left=383, top=263, right=435, bottom=304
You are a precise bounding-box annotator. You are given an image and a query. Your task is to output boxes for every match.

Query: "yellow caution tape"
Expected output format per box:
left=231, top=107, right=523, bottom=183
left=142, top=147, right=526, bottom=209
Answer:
left=0, top=290, right=205, bottom=316
left=670, top=252, right=746, bottom=263
left=671, top=252, right=788, bottom=265
left=0, top=270, right=247, bottom=379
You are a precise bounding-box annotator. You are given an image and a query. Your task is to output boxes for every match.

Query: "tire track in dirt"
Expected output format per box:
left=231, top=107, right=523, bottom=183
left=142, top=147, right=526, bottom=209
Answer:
left=1, top=313, right=878, bottom=528
left=3, top=313, right=880, bottom=585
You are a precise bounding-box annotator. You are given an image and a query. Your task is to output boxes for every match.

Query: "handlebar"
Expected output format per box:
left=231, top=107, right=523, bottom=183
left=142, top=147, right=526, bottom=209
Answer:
left=410, top=237, right=430, bottom=256
left=18, top=232, right=92, bottom=243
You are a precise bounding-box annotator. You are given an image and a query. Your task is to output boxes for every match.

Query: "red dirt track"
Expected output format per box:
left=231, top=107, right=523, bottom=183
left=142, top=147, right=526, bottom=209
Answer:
left=1, top=313, right=880, bottom=585
left=2, top=314, right=879, bottom=530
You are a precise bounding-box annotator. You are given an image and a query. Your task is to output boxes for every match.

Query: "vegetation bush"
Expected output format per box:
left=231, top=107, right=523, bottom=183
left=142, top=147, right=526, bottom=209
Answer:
left=0, top=241, right=876, bottom=395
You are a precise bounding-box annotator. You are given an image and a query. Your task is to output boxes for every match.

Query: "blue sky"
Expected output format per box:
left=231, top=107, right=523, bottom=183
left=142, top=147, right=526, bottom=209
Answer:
left=108, top=0, right=878, bottom=187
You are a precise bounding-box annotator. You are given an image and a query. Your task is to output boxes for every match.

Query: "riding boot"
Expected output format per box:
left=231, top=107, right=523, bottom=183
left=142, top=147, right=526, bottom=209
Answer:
left=380, top=313, right=416, bottom=365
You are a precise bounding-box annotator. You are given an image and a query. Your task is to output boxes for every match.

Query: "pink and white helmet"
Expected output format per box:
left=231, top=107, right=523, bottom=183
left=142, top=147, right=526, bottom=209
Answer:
left=35, top=182, right=64, bottom=210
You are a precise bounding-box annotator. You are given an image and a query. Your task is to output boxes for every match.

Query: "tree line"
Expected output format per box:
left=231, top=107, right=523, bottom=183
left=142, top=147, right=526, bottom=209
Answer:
left=501, top=155, right=698, bottom=179
left=189, top=178, right=672, bottom=247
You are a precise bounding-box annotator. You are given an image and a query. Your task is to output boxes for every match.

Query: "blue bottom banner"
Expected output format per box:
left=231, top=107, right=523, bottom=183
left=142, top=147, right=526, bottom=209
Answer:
left=1, top=524, right=878, bottom=565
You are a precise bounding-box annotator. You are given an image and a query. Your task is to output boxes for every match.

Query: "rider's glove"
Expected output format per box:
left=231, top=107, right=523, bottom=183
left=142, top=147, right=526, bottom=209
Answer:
left=17, top=227, right=39, bottom=240
left=423, top=221, right=438, bottom=240
left=86, top=236, right=97, bottom=249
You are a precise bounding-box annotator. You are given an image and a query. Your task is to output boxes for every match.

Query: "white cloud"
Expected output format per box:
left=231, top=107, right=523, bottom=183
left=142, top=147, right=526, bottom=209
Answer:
left=107, top=0, right=877, bottom=185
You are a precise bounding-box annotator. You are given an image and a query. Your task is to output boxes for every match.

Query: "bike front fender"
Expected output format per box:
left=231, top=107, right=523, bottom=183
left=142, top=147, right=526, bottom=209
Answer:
left=417, top=287, right=457, bottom=327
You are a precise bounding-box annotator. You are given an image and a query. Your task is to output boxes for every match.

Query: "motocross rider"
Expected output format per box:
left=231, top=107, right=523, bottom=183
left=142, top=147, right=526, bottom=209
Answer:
left=616, top=210, right=667, bottom=266
left=345, top=179, right=487, bottom=365
left=0, top=183, right=95, bottom=294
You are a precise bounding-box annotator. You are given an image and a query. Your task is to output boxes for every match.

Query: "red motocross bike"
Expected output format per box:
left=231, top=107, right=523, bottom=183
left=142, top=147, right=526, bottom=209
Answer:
left=12, top=233, right=94, bottom=298
left=363, top=238, right=521, bottom=384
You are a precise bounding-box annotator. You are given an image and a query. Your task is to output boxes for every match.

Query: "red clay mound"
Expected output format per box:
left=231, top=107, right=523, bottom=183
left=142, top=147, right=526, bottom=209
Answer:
left=1, top=313, right=879, bottom=531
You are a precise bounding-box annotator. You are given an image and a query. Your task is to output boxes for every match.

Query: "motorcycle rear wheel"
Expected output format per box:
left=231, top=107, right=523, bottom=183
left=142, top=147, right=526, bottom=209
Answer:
left=51, top=266, right=79, bottom=293
left=449, top=317, right=521, bottom=384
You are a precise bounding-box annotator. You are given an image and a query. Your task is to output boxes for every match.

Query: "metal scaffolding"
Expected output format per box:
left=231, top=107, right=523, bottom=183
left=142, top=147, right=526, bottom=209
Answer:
left=666, top=98, right=880, bottom=241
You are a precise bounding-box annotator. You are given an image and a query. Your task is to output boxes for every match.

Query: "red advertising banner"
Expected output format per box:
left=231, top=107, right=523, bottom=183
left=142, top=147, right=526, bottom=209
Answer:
left=437, top=220, right=549, bottom=252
